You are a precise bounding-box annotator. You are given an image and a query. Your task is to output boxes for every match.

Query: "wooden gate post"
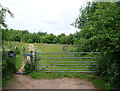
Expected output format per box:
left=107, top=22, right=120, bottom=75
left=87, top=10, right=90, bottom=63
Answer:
left=30, top=51, right=33, bottom=66
left=34, top=52, right=37, bottom=71
left=22, top=47, right=27, bottom=64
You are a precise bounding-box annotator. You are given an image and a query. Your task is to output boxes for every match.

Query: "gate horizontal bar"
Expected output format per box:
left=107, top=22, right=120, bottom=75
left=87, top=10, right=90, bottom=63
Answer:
left=38, top=69, right=96, bottom=70
left=38, top=64, right=96, bottom=65
left=37, top=52, right=101, bottom=54
left=34, top=52, right=101, bottom=73
left=37, top=66, right=95, bottom=68
left=24, top=54, right=31, bottom=56
left=38, top=71, right=96, bottom=72
left=37, top=61, right=97, bottom=62
left=40, top=57, right=98, bottom=58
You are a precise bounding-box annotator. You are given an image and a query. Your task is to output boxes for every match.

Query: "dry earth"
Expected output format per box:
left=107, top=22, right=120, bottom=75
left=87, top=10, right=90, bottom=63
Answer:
left=4, top=74, right=97, bottom=89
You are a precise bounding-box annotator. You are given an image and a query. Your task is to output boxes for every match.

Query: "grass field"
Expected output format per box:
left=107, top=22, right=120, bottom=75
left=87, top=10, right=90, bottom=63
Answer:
left=6, top=42, right=98, bottom=72
left=34, top=43, right=74, bottom=53
left=4, top=42, right=99, bottom=72
left=32, top=43, right=99, bottom=72
left=8, top=42, right=75, bottom=70
left=3, top=41, right=29, bottom=70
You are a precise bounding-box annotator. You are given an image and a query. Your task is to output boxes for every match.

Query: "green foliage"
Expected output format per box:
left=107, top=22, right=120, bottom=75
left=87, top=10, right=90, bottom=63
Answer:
left=73, top=1, right=120, bottom=89
left=26, top=39, right=34, bottom=43
left=1, top=4, right=17, bottom=87
left=0, top=4, right=14, bottom=28
left=24, top=61, right=34, bottom=74
left=2, top=50, right=17, bottom=86
left=1, top=28, right=75, bottom=44
left=41, top=34, right=57, bottom=44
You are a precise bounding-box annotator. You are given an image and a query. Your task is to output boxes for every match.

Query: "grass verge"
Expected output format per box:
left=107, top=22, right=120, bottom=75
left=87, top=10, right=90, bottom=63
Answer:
left=28, top=72, right=106, bottom=89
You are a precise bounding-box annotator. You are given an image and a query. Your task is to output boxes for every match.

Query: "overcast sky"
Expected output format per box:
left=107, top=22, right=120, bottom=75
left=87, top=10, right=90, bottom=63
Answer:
left=1, top=0, right=90, bottom=35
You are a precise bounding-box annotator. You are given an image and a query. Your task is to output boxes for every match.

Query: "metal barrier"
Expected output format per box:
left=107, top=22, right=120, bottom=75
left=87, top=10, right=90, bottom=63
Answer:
left=35, top=52, right=101, bottom=73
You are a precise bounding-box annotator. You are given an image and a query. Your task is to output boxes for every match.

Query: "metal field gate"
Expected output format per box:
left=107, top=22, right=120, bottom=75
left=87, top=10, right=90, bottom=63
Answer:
left=34, top=52, right=101, bottom=73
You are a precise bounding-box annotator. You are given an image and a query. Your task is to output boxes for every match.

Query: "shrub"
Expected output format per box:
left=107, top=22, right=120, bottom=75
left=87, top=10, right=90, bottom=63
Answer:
left=2, top=51, right=17, bottom=86
left=24, top=61, right=34, bottom=74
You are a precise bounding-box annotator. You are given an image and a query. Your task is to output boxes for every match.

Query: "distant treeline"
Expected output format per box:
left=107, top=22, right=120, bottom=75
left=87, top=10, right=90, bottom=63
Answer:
left=2, top=29, right=77, bottom=44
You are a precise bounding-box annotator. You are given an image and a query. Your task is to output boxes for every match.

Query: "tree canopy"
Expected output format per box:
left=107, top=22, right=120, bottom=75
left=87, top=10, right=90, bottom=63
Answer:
left=73, top=1, right=120, bottom=89
left=0, top=4, right=14, bottom=28
left=1, top=28, right=75, bottom=45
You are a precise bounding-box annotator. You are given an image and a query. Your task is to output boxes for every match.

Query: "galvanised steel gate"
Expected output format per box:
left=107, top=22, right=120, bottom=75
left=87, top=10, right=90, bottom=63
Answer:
left=35, top=52, right=101, bottom=73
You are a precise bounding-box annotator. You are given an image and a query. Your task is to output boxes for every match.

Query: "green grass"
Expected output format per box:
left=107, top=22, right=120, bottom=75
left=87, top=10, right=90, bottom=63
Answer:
left=6, top=42, right=74, bottom=70
left=3, top=41, right=107, bottom=89
left=34, top=43, right=74, bottom=53
left=3, top=42, right=74, bottom=70
left=11, top=41, right=29, bottom=53
left=33, top=43, right=98, bottom=72
left=15, top=53, right=23, bottom=69
left=3, top=41, right=29, bottom=70
left=11, top=41, right=29, bottom=70
left=27, top=43, right=106, bottom=89
left=3, top=41, right=98, bottom=73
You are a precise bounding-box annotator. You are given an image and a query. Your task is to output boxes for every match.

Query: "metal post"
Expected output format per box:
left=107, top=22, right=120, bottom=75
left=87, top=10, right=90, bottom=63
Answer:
left=68, top=53, right=70, bottom=72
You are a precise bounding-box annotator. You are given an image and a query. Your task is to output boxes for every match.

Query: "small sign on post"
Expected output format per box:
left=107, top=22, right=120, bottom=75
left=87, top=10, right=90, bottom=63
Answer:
left=7, top=51, right=16, bottom=58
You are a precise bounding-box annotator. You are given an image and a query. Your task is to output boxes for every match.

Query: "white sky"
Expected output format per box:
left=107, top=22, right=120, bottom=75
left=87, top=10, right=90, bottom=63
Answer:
left=1, top=0, right=90, bottom=35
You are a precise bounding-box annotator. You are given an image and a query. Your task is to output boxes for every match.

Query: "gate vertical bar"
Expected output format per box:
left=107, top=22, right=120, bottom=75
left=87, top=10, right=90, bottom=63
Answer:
left=39, top=53, right=41, bottom=71
left=34, top=52, right=37, bottom=71
left=68, top=53, right=70, bottom=72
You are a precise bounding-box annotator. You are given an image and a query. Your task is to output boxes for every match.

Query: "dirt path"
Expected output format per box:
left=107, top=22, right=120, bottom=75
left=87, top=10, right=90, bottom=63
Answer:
left=4, top=74, right=97, bottom=89
left=28, top=44, right=36, bottom=52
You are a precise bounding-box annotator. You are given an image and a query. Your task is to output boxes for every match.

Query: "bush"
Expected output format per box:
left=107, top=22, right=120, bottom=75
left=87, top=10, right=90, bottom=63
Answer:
left=24, top=61, right=34, bottom=74
left=26, top=39, right=34, bottom=43
left=2, top=51, right=17, bottom=86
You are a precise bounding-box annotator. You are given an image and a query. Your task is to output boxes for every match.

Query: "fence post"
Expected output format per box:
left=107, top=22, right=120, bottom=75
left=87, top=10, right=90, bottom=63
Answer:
left=30, top=51, right=33, bottom=66
left=34, top=52, right=37, bottom=71
left=22, top=47, right=27, bottom=64
left=68, top=53, right=70, bottom=72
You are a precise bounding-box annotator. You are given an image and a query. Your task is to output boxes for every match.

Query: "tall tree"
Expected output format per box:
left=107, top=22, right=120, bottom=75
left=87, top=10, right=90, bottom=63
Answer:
left=0, top=4, right=14, bottom=28
left=0, top=4, right=14, bottom=44
left=73, top=2, right=120, bottom=89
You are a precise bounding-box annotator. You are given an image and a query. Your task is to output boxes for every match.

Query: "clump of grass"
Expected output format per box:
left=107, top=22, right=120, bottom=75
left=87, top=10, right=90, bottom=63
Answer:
left=28, top=72, right=95, bottom=80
